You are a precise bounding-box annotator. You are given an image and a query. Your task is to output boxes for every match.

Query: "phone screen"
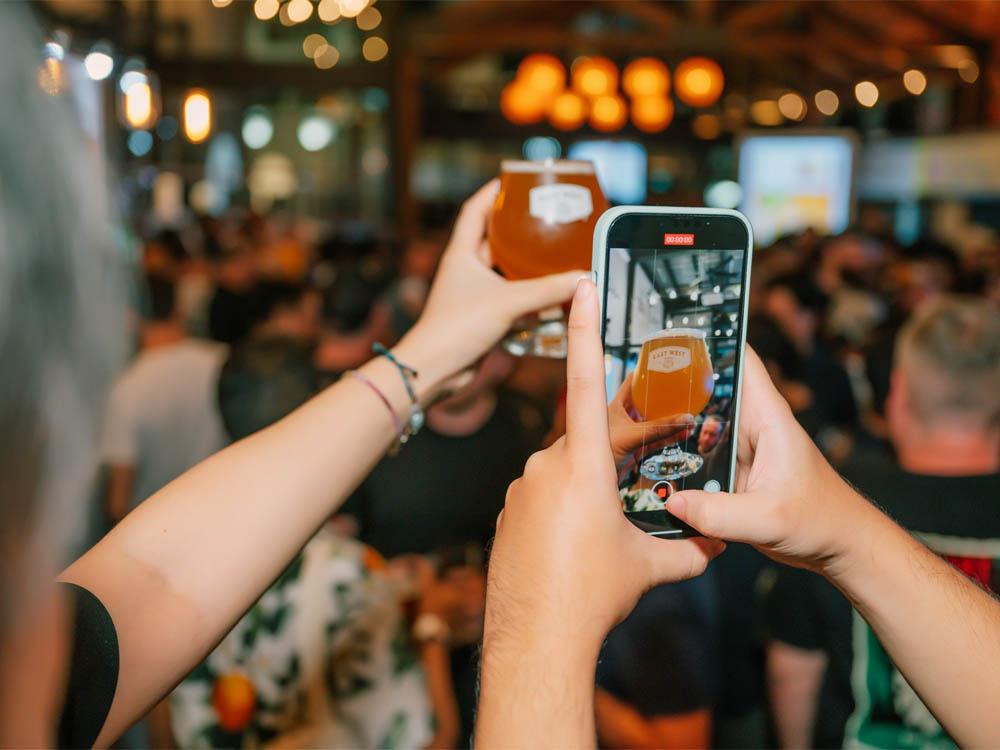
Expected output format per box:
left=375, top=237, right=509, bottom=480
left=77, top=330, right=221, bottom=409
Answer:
left=599, top=211, right=752, bottom=536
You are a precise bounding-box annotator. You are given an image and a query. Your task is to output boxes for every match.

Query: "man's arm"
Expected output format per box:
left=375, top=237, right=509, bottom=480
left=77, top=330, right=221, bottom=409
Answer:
left=767, top=642, right=826, bottom=749
left=105, top=465, right=135, bottom=525
left=595, top=689, right=710, bottom=750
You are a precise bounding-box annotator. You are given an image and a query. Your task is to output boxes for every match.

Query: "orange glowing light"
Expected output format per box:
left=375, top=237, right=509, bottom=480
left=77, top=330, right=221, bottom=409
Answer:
left=500, top=81, right=547, bottom=125
left=548, top=90, right=587, bottom=130
left=518, top=54, right=566, bottom=97
left=631, top=96, right=674, bottom=132
left=183, top=89, right=212, bottom=143
left=589, top=94, right=627, bottom=132
left=572, top=56, right=618, bottom=98
left=622, top=58, right=670, bottom=99
left=675, top=57, right=724, bottom=107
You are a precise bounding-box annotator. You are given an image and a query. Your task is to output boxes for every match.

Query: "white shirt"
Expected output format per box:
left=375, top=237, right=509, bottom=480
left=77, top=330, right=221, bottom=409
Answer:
left=101, top=338, right=228, bottom=507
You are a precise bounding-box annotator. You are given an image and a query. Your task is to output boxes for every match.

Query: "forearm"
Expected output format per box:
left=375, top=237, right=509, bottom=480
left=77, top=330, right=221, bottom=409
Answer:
left=477, top=629, right=599, bottom=748
left=829, top=497, right=1000, bottom=748
left=595, top=689, right=711, bottom=750
left=420, top=641, right=460, bottom=749
left=767, top=643, right=825, bottom=749
left=62, top=327, right=453, bottom=744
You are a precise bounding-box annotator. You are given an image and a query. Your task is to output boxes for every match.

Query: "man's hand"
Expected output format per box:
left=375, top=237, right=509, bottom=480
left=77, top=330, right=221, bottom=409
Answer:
left=608, top=373, right=694, bottom=473
left=476, top=279, right=723, bottom=748
left=665, top=346, right=876, bottom=578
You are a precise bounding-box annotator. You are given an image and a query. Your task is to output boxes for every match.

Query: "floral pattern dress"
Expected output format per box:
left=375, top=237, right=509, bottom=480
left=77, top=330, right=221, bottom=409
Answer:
left=169, top=530, right=433, bottom=749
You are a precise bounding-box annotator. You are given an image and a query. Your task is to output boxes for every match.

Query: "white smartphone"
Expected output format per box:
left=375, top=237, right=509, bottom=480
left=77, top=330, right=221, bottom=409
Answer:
left=592, top=207, right=754, bottom=537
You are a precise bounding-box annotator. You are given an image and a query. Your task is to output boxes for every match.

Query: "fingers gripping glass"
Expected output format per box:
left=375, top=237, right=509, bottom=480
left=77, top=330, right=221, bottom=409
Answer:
left=632, top=329, right=714, bottom=480
left=488, top=159, right=609, bottom=358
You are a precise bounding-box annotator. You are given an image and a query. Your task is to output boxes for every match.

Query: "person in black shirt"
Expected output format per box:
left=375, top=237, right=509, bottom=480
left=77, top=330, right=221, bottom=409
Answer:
left=766, top=296, right=1000, bottom=749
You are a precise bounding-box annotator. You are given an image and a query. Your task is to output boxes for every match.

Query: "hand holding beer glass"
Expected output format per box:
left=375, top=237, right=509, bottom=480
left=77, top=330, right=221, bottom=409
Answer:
left=488, top=159, right=609, bottom=357
left=631, top=329, right=715, bottom=480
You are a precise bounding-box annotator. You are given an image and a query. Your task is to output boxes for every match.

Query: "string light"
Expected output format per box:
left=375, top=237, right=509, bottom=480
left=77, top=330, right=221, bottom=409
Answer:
left=314, top=44, right=340, bottom=69
left=254, top=0, right=279, bottom=20
left=749, top=99, right=782, bottom=126
left=84, top=47, right=114, bottom=81
left=631, top=96, right=673, bottom=132
left=777, top=92, right=807, bottom=121
left=303, top=34, right=327, bottom=58
left=356, top=6, right=381, bottom=31
left=691, top=113, right=722, bottom=139
left=339, top=0, right=368, bottom=18
left=183, top=89, right=212, bottom=143
left=124, top=79, right=155, bottom=129
left=211, top=0, right=232, bottom=7
left=855, top=80, right=879, bottom=107
left=518, top=54, right=566, bottom=97
left=675, top=57, right=724, bottom=107
left=589, top=94, right=627, bottom=132
left=286, top=0, right=313, bottom=24
left=548, top=90, right=587, bottom=130
left=815, top=89, right=839, bottom=116
left=572, top=56, right=618, bottom=98
left=500, top=81, right=546, bottom=125
left=903, top=69, right=927, bottom=95
left=318, top=0, right=341, bottom=23
left=362, top=36, right=388, bottom=62
left=622, top=57, right=670, bottom=98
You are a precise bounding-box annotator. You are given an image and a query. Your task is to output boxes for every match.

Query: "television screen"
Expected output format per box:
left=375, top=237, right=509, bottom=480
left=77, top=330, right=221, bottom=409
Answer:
left=568, top=140, right=647, bottom=205
left=738, top=132, right=855, bottom=246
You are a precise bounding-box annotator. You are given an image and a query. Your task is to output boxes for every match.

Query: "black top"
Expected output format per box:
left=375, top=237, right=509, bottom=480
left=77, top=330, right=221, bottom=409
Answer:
left=343, top=392, right=545, bottom=559
left=766, top=455, right=1000, bottom=748
left=596, top=575, right=719, bottom=718
left=58, top=583, right=118, bottom=749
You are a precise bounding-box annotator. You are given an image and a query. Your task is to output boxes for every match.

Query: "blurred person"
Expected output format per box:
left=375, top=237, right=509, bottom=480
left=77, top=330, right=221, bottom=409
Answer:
left=476, top=283, right=1000, bottom=749
left=0, top=38, right=586, bottom=747
left=162, top=341, right=460, bottom=750
left=101, top=274, right=227, bottom=524
left=697, top=413, right=725, bottom=456
left=208, top=246, right=257, bottom=344
left=765, top=296, right=1000, bottom=749
left=341, top=346, right=544, bottom=742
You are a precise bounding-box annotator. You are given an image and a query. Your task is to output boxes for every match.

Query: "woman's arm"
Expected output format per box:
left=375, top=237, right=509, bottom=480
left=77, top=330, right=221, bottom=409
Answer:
left=60, top=180, right=586, bottom=747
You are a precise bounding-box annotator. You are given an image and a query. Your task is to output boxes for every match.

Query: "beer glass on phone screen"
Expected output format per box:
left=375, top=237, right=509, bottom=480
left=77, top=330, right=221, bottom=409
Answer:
left=631, top=328, right=715, bottom=480
left=488, top=159, right=609, bottom=357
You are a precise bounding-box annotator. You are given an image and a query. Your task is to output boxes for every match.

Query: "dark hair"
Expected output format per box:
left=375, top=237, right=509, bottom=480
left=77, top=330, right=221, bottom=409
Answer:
left=765, top=272, right=829, bottom=316
left=217, top=338, right=318, bottom=441
left=145, top=274, right=177, bottom=322
left=248, top=281, right=311, bottom=328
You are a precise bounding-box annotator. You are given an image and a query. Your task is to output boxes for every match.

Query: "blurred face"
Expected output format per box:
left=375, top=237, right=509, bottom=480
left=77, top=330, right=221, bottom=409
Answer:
left=698, top=417, right=724, bottom=454
left=432, top=347, right=516, bottom=413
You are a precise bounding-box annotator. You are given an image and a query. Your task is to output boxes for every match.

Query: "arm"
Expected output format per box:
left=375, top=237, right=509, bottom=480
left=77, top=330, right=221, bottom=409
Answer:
left=595, top=689, right=710, bottom=750
left=477, top=281, right=724, bottom=748
left=767, top=642, right=826, bottom=749
left=60, top=181, right=586, bottom=747
left=419, top=641, right=460, bottom=749
left=666, top=348, right=1000, bottom=749
left=105, top=465, right=134, bottom=525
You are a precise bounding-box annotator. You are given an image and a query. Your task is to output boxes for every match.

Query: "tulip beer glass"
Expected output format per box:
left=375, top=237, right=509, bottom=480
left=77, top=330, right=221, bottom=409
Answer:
left=631, top=328, right=715, bottom=480
left=488, top=159, right=608, bottom=357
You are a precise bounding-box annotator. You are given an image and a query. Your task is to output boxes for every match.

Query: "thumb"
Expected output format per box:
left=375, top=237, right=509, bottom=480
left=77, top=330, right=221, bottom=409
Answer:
left=667, top=489, right=773, bottom=544
left=640, top=535, right=726, bottom=586
left=506, top=269, right=589, bottom=320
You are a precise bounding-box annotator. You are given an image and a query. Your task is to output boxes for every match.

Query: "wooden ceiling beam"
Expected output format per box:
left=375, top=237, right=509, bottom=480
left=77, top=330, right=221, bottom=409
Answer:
left=722, top=0, right=801, bottom=31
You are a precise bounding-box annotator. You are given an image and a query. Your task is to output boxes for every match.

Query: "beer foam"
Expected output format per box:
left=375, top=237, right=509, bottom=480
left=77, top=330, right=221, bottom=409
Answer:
left=500, top=159, right=596, bottom=175
left=641, top=327, right=707, bottom=343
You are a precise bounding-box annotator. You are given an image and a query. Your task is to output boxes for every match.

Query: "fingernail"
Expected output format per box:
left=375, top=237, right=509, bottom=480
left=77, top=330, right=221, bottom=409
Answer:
left=575, top=277, right=594, bottom=299
left=666, top=492, right=684, bottom=513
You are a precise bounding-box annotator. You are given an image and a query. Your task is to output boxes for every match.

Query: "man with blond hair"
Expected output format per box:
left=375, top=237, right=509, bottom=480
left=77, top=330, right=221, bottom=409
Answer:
left=766, top=296, right=1000, bottom=749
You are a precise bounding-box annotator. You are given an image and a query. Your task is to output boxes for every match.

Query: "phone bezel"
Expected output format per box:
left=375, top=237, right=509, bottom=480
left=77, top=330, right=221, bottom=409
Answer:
left=591, top=206, right=755, bottom=537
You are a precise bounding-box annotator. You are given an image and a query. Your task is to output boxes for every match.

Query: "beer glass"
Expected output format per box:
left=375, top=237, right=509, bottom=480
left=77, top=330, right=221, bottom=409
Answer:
left=488, top=159, right=608, bottom=357
left=631, top=328, right=714, bottom=480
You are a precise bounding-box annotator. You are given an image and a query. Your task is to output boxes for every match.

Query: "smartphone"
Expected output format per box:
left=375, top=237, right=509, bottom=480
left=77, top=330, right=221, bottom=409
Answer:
left=592, top=207, right=753, bottom=537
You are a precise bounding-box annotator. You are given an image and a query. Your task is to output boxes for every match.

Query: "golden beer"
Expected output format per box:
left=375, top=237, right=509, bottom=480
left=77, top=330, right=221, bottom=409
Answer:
left=631, top=329, right=714, bottom=420
left=489, top=160, right=608, bottom=280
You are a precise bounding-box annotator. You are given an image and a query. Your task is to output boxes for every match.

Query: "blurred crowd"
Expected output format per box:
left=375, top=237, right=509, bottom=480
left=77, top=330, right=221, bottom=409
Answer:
left=102, top=205, right=1000, bottom=749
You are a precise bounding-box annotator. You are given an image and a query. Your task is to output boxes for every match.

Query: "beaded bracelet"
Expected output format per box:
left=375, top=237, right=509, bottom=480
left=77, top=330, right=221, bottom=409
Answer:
left=348, top=370, right=404, bottom=441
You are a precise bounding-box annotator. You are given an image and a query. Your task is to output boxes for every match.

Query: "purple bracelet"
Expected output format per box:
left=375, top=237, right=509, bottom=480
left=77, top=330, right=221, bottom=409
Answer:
left=347, top=370, right=404, bottom=439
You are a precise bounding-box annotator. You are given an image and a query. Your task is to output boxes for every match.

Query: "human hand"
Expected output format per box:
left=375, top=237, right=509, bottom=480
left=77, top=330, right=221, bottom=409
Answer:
left=608, top=373, right=694, bottom=473
left=484, top=280, right=724, bottom=652
left=396, top=181, right=586, bottom=400
left=665, top=346, right=878, bottom=578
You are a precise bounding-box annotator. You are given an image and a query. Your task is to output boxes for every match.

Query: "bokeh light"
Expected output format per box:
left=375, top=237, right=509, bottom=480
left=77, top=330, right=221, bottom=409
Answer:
left=522, top=136, right=561, bottom=161
left=704, top=180, right=742, bottom=209
left=183, top=90, right=212, bottom=144
left=778, top=92, right=807, bottom=121
left=125, top=80, right=155, bottom=129
left=286, top=0, right=313, bottom=24
left=340, top=0, right=368, bottom=18
left=254, top=0, right=279, bottom=20
left=356, top=6, right=382, bottom=31
left=622, top=58, right=670, bottom=98
left=691, top=113, right=722, bottom=139
left=314, top=45, right=340, bottom=69
left=903, top=69, right=927, bottom=95
left=815, top=89, right=840, bottom=116
left=303, top=34, right=327, bottom=58
left=84, top=49, right=114, bottom=81
left=242, top=109, right=274, bottom=150
left=518, top=54, right=566, bottom=97
left=959, top=59, right=979, bottom=83
left=572, top=56, right=618, bottom=98
left=500, top=81, right=546, bottom=125
left=127, top=130, right=154, bottom=157
left=297, top=115, right=335, bottom=151
left=855, top=80, right=879, bottom=107
left=362, top=37, right=389, bottom=62
left=675, top=57, right=724, bottom=107
left=589, top=94, right=627, bottom=132
left=750, top=99, right=783, bottom=126
left=631, top=96, right=673, bottom=132
left=318, top=0, right=341, bottom=23
left=548, top=90, right=587, bottom=130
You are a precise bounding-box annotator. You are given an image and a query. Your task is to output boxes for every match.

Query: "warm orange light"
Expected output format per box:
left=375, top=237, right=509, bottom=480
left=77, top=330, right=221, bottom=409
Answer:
left=125, top=81, right=154, bottom=129
left=778, top=92, right=807, bottom=121
left=589, top=94, right=627, bottom=132
left=572, top=56, right=618, bottom=98
left=548, top=90, right=587, bottom=130
left=631, top=96, right=674, bottom=132
left=623, top=58, right=670, bottom=99
left=691, top=113, right=722, bottom=140
left=500, top=81, right=547, bottom=125
left=518, top=54, right=566, bottom=97
left=675, top=57, right=724, bottom=107
left=183, top=89, right=212, bottom=143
